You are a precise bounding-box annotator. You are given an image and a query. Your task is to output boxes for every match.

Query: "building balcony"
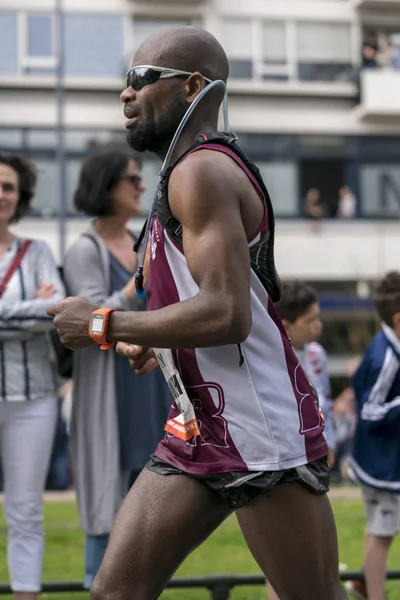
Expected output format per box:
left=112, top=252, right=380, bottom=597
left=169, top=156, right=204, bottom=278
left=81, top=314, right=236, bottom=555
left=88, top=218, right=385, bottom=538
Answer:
left=356, top=69, right=400, bottom=120
left=132, top=0, right=207, bottom=4
left=353, top=0, right=400, bottom=10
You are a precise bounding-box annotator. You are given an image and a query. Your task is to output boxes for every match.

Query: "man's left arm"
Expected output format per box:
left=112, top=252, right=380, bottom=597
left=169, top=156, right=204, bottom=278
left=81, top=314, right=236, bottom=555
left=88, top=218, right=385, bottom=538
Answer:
left=48, top=151, right=252, bottom=350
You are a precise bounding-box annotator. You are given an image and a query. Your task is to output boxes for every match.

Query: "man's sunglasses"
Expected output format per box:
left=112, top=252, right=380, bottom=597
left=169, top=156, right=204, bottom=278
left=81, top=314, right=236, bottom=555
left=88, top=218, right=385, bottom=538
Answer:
left=120, top=174, right=142, bottom=187
left=126, top=65, right=212, bottom=92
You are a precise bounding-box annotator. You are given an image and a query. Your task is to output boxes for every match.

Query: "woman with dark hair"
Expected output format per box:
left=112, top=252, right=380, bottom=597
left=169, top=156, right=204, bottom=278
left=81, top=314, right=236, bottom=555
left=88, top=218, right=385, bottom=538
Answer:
left=0, top=154, right=65, bottom=599
left=63, top=145, right=171, bottom=588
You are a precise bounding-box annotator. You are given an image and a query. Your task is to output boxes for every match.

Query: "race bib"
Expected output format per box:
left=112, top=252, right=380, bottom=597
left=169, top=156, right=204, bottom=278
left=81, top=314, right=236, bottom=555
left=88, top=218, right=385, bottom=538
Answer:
left=154, top=348, right=200, bottom=442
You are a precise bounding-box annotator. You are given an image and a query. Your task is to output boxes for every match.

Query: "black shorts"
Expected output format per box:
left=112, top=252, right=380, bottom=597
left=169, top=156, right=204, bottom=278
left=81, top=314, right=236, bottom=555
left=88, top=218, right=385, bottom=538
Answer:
left=146, top=454, right=330, bottom=510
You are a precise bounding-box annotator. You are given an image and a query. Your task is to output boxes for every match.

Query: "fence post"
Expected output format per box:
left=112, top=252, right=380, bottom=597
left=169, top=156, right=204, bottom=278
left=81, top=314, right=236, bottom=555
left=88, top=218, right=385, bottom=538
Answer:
left=210, top=585, right=231, bottom=600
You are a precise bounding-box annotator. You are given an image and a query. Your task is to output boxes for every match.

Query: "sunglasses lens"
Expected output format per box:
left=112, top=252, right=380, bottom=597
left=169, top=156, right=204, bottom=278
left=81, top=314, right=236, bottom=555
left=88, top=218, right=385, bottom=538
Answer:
left=130, top=175, right=142, bottom=186
left=127, top=67, right=161, bottom=91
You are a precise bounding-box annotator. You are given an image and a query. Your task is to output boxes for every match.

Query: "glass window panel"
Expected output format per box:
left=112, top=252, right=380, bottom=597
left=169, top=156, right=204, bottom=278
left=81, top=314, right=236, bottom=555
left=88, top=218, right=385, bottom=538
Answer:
left=263, top=21, right=286, bottom=62
left=0, top=129, right=23, bottom=150
left=32, top=158, right=59, bottom=217
left=299, top=135, right=348, bottom=153
left=220, top=19, right=252, bottom=60
left=257, top=162, right=298, bottom=216
left=298, top=63, right=353, bottom=82
left=65, top=130, right=125, bottom=152
left=64, top=14, right=124, bottom=78
left=27, top=130, right=57, bottom=149
left=360, top=164, right=400, bottom=217
left=30, top=156, right=83, bottom=217
left=228, top=60, right=253, bottom=79
left=67, top=158, right=82, bottom=214
left=241, top=134, right=295, bottom=158
left=297, top=22, right=351, bottom=63
left=0, top=12, right=18, bottom=74
left=28, top=14, right=53, bottom=57
left=359, top=136, right=400, bottom=158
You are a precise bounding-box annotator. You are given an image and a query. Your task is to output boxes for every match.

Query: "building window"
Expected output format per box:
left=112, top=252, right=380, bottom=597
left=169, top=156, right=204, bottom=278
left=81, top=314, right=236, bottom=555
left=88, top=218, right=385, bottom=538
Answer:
left=0, top=128, right=23, bottom=149
left=220, top=19, right=253, bottom=79
left=64, top=14, right=125, bottom=78
left=360, top=164, right=400, bottom=217
left=296, top=22, right=353, bottom=82
left=0, top=11, right=18, bottom=74
left=28, top=14, right=53, bottom=57
left=257, top=162, right=299, bottom=216
left=22, top=13, right=56, bottom=73
left=219, top=17, right=356, bottom=85
left=261, top=21, right=289, bottom=81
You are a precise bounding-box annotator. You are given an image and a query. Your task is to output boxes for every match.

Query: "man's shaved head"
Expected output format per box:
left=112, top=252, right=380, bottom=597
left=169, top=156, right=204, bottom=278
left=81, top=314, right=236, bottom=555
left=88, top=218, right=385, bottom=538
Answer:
left=123, top=26, right=229, bottom=154
left=134, top=26, right=229, bottom=83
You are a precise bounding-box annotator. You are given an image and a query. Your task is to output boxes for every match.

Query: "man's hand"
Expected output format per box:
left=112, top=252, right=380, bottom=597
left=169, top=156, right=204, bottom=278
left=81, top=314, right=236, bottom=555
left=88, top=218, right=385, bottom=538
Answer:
left=47, top=297, right=97, bottom=350
left=116, top=343, right=158, bottom=375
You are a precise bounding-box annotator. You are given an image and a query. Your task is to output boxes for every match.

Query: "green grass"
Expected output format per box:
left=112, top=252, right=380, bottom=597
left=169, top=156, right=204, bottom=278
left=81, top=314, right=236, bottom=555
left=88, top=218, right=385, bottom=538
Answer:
left=1, top=494, right=400, bottom=599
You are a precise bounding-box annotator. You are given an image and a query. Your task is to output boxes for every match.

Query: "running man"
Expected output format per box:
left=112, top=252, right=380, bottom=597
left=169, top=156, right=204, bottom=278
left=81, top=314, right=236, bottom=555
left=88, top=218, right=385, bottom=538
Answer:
left=48, top=26, right=347, bottom=600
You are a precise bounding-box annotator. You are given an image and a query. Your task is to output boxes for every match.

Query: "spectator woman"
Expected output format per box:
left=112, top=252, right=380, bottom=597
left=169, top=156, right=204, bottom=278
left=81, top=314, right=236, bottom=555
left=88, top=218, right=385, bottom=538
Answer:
left=0, top=154, right=65, bottom=600
left=63, top=145, right=171, bottom=588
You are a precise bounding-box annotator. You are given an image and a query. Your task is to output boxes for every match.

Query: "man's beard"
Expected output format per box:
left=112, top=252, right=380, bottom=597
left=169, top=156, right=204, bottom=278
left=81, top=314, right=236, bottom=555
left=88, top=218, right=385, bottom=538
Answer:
left=127, top=95, right=186, bottom=154
left=126, top=121, right=168, bottom=153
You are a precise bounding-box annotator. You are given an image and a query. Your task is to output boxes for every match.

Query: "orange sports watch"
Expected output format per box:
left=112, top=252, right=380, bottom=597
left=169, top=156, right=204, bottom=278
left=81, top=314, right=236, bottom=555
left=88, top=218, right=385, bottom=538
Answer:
left=88, top=308, right=115, bottom=350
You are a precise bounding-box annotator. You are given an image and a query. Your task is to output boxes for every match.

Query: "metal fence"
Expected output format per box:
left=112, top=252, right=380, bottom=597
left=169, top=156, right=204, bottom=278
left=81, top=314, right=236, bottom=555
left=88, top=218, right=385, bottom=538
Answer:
left=1, top=571, right=400, bottom=599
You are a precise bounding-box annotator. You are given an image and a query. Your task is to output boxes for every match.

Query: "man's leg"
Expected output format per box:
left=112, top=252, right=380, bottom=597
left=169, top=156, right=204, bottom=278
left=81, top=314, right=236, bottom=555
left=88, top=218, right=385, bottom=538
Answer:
left=236, top=482, right=347, bottom=600
left=267, top=581, right=280, bottom=600
left=90, top=467, right=231, bottom=600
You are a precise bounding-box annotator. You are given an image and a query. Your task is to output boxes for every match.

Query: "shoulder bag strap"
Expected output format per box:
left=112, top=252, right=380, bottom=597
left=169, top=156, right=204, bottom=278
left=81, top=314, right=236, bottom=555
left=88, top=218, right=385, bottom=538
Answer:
left=0, top=240, right=32, bottom=298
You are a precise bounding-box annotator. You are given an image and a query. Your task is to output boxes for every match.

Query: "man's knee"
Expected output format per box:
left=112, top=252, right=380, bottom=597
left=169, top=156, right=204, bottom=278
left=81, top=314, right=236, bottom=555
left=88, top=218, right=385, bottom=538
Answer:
left=90, top=572, right=152, bottom=600
left=90, top=576, right=116, bottom=600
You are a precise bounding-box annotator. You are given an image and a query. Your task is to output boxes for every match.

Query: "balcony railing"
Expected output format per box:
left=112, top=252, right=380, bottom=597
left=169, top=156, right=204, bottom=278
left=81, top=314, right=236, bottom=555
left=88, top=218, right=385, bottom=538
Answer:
left=353, top=0, right=400, bottom=10
left=356, top=69, right=400, bottom=120
left=131, top=0, right=206, bottom=3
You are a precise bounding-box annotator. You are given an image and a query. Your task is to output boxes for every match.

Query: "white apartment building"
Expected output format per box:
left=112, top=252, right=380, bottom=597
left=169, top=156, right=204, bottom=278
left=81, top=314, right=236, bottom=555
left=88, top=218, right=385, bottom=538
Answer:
left=0, top=0, right=399, bottom=264
left=2, top=0, right=400, bottom=377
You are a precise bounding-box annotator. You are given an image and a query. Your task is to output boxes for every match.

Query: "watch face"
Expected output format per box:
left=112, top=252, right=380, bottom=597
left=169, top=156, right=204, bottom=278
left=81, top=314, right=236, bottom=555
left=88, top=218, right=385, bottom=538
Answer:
left=90, top=314, right=104, bottom=335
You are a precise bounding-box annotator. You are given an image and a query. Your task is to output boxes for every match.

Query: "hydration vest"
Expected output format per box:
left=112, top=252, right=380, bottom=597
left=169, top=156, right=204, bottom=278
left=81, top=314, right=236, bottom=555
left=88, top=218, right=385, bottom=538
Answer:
left=152, top=131, right=282, bottom=303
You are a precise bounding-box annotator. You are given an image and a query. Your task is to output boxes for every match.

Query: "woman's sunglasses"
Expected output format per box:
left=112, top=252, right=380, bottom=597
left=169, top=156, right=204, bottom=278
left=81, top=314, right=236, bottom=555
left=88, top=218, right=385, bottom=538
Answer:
left=126, top=65, right=212, bottom=92
left=120, top=174, right=142, bottom=188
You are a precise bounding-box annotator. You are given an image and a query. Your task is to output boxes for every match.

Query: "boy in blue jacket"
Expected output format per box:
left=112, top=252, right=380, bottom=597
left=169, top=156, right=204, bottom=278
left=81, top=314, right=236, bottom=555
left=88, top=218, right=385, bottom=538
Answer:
left=348, top=271, right=400, bottom=600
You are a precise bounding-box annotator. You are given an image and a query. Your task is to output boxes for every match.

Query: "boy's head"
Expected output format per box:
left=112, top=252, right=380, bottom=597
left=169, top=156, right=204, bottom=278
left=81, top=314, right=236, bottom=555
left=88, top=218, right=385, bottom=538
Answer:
left=374, top=271, right=400, bottom=337
left=276, top=281, right=322, bottom=349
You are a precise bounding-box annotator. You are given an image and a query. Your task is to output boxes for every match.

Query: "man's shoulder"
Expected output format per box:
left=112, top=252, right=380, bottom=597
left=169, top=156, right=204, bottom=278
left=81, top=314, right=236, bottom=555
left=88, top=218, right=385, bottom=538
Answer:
left=168, top=148, right=244, bottom=221
left=171, top=146, right=239, bottom=183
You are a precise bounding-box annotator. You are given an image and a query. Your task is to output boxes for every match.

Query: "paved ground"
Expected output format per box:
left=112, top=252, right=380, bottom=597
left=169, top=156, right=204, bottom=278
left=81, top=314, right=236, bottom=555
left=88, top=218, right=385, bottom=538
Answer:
left=0, top=485, right=362, bottom=504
